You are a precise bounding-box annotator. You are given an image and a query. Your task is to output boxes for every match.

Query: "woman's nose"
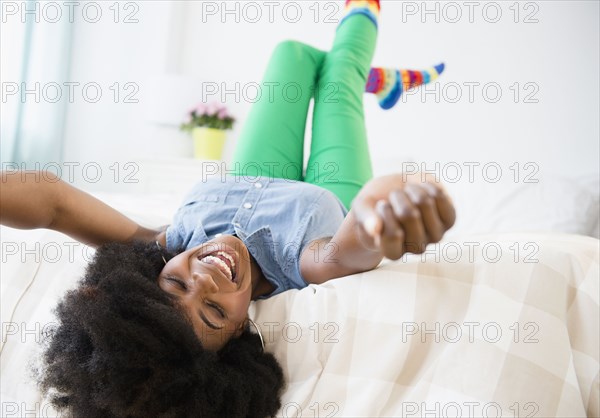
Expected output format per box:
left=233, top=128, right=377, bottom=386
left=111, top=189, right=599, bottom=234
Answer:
left=191, top=271, right=219, bottom=293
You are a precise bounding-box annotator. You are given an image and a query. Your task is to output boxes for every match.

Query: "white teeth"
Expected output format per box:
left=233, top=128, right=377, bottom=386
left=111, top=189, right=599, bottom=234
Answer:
left=201, top=255, right=232, bottom=281
left=216, top=251, right=236, bottom=272
left=200, top=251, right=236, bottom=282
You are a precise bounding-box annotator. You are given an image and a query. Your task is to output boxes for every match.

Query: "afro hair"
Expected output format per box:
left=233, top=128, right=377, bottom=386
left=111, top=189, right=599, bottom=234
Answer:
left=39, top=240, right=285, bottom=418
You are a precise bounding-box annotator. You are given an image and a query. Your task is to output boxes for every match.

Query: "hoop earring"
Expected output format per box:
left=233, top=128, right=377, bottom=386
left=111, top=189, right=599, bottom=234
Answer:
left=247, top=318, right=265, bottom=351
left=155, top=241, right=167, bottom=265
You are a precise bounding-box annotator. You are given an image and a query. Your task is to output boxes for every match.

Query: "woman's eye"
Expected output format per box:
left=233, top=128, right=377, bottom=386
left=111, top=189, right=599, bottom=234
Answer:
left=208, top=302, right=225, bottom=319
left=166, top=276, right=186, bottom=290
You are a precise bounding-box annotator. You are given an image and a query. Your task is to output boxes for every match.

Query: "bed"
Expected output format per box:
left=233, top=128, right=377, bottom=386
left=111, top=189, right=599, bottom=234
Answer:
left=1, top=162, right=598, bottom=417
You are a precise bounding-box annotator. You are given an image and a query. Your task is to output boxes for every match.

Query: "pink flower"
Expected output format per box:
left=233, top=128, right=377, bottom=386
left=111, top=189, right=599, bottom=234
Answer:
left=217, top=108, right=229, bottom=119
left=195, top=103, right=207, bottom=115
left=206, top=101, right=220, bottom=116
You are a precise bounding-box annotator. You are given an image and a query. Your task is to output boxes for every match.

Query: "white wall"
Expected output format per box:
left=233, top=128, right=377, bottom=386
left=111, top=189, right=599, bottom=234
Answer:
left=60, top=2, right=193, bottom=190
left=61, top=1, right=599, bottom=190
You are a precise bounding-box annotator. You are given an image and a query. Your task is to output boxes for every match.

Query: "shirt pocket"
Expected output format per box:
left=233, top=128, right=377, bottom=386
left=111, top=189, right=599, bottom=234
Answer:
left=182, top=190, right=228, bottom=205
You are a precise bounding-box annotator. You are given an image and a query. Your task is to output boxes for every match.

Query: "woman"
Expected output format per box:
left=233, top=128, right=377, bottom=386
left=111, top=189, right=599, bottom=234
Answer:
left=0, top=1, right=454, bottom=416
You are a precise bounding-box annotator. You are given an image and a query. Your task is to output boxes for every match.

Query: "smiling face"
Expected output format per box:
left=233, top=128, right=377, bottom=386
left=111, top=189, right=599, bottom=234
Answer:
left=158, top=235, right=253, bottom=351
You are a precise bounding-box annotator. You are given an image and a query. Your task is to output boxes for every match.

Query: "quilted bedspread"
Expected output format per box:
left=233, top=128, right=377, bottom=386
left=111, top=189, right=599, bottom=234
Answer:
left=250, top=233, right=600, bottom=417
left=1, top=227, right=598, bottom=417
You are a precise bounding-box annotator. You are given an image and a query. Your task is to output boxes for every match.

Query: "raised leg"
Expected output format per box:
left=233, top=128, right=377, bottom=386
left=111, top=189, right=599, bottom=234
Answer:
left=304, top=1, right=380, bottom=209
left=231, top=41, right=326, bottom=181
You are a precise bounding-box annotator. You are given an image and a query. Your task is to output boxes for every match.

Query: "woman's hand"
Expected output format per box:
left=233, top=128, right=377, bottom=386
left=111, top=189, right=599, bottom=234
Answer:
left=352, top=173, right=456, bottom=260
left=301, top=172, right=456, bottom=285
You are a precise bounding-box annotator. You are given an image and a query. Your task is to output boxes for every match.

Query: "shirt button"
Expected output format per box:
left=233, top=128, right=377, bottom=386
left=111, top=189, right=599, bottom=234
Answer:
left=233, top=222, right=241, bottom=228
left=215, top=233, right=223, bottom=237
left=243, top=202, right=253, bottom=209
left=254, top=182, right=262, bottom=188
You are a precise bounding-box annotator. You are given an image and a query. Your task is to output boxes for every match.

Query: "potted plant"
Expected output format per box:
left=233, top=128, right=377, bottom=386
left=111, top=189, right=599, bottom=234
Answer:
left=181, top=101, right=235, bottom=160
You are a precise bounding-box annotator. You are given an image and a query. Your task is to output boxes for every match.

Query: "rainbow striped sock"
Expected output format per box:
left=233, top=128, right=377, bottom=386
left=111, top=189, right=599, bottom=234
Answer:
left=339, top=0, right=381, bottom=29
left=365, top=63, right=446, bottom=110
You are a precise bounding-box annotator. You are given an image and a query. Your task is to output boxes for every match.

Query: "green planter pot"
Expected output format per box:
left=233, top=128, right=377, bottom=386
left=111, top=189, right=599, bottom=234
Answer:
left=192, top=127, right=227, bottom=160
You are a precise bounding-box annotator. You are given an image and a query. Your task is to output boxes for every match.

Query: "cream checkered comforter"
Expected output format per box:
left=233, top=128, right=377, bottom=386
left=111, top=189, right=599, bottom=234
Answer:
left=1, top=229, right=598, bottom=417
left=251, top=233, right=600, bottom=417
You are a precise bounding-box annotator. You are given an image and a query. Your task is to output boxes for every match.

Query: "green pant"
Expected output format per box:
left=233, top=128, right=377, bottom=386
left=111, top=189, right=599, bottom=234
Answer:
left=231, top=15, right=377, bottom=210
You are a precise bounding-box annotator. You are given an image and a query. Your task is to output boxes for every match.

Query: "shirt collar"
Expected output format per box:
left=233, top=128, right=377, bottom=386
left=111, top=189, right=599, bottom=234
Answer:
left=235, top=225, right=287, bottom=299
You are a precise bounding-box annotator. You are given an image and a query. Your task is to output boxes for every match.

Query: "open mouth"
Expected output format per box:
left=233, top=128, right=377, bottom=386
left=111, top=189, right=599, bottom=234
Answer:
left=198, top=250, right=237, bottom=283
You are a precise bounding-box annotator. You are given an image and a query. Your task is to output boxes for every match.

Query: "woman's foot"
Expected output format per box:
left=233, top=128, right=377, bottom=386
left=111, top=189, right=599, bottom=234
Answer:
left=339, top=0, right=381, bottom=29
left=366, top=63, right=445, bottom=109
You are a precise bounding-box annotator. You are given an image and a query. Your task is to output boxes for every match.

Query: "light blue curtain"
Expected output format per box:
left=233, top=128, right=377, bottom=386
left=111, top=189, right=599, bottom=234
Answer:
left=1, top=0, right=73, bottom=169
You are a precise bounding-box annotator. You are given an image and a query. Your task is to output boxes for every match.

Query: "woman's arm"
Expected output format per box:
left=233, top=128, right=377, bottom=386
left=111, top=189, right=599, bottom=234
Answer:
left=299, top=210, right=382, bottom=284
left=300, top=173, right=456, bottom=284
left=1, top=171, right=162, bottom=247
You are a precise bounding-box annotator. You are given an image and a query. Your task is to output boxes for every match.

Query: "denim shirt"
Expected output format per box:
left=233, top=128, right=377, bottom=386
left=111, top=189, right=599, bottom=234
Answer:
left=165, top=175, right=348, bottom=299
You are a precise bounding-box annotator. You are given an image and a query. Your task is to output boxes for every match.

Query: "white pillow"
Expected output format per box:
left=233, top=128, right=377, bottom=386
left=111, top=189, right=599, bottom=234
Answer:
left=442, top=171, right=599, bottom=239
left=372, top=158, right=599, bottom=239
